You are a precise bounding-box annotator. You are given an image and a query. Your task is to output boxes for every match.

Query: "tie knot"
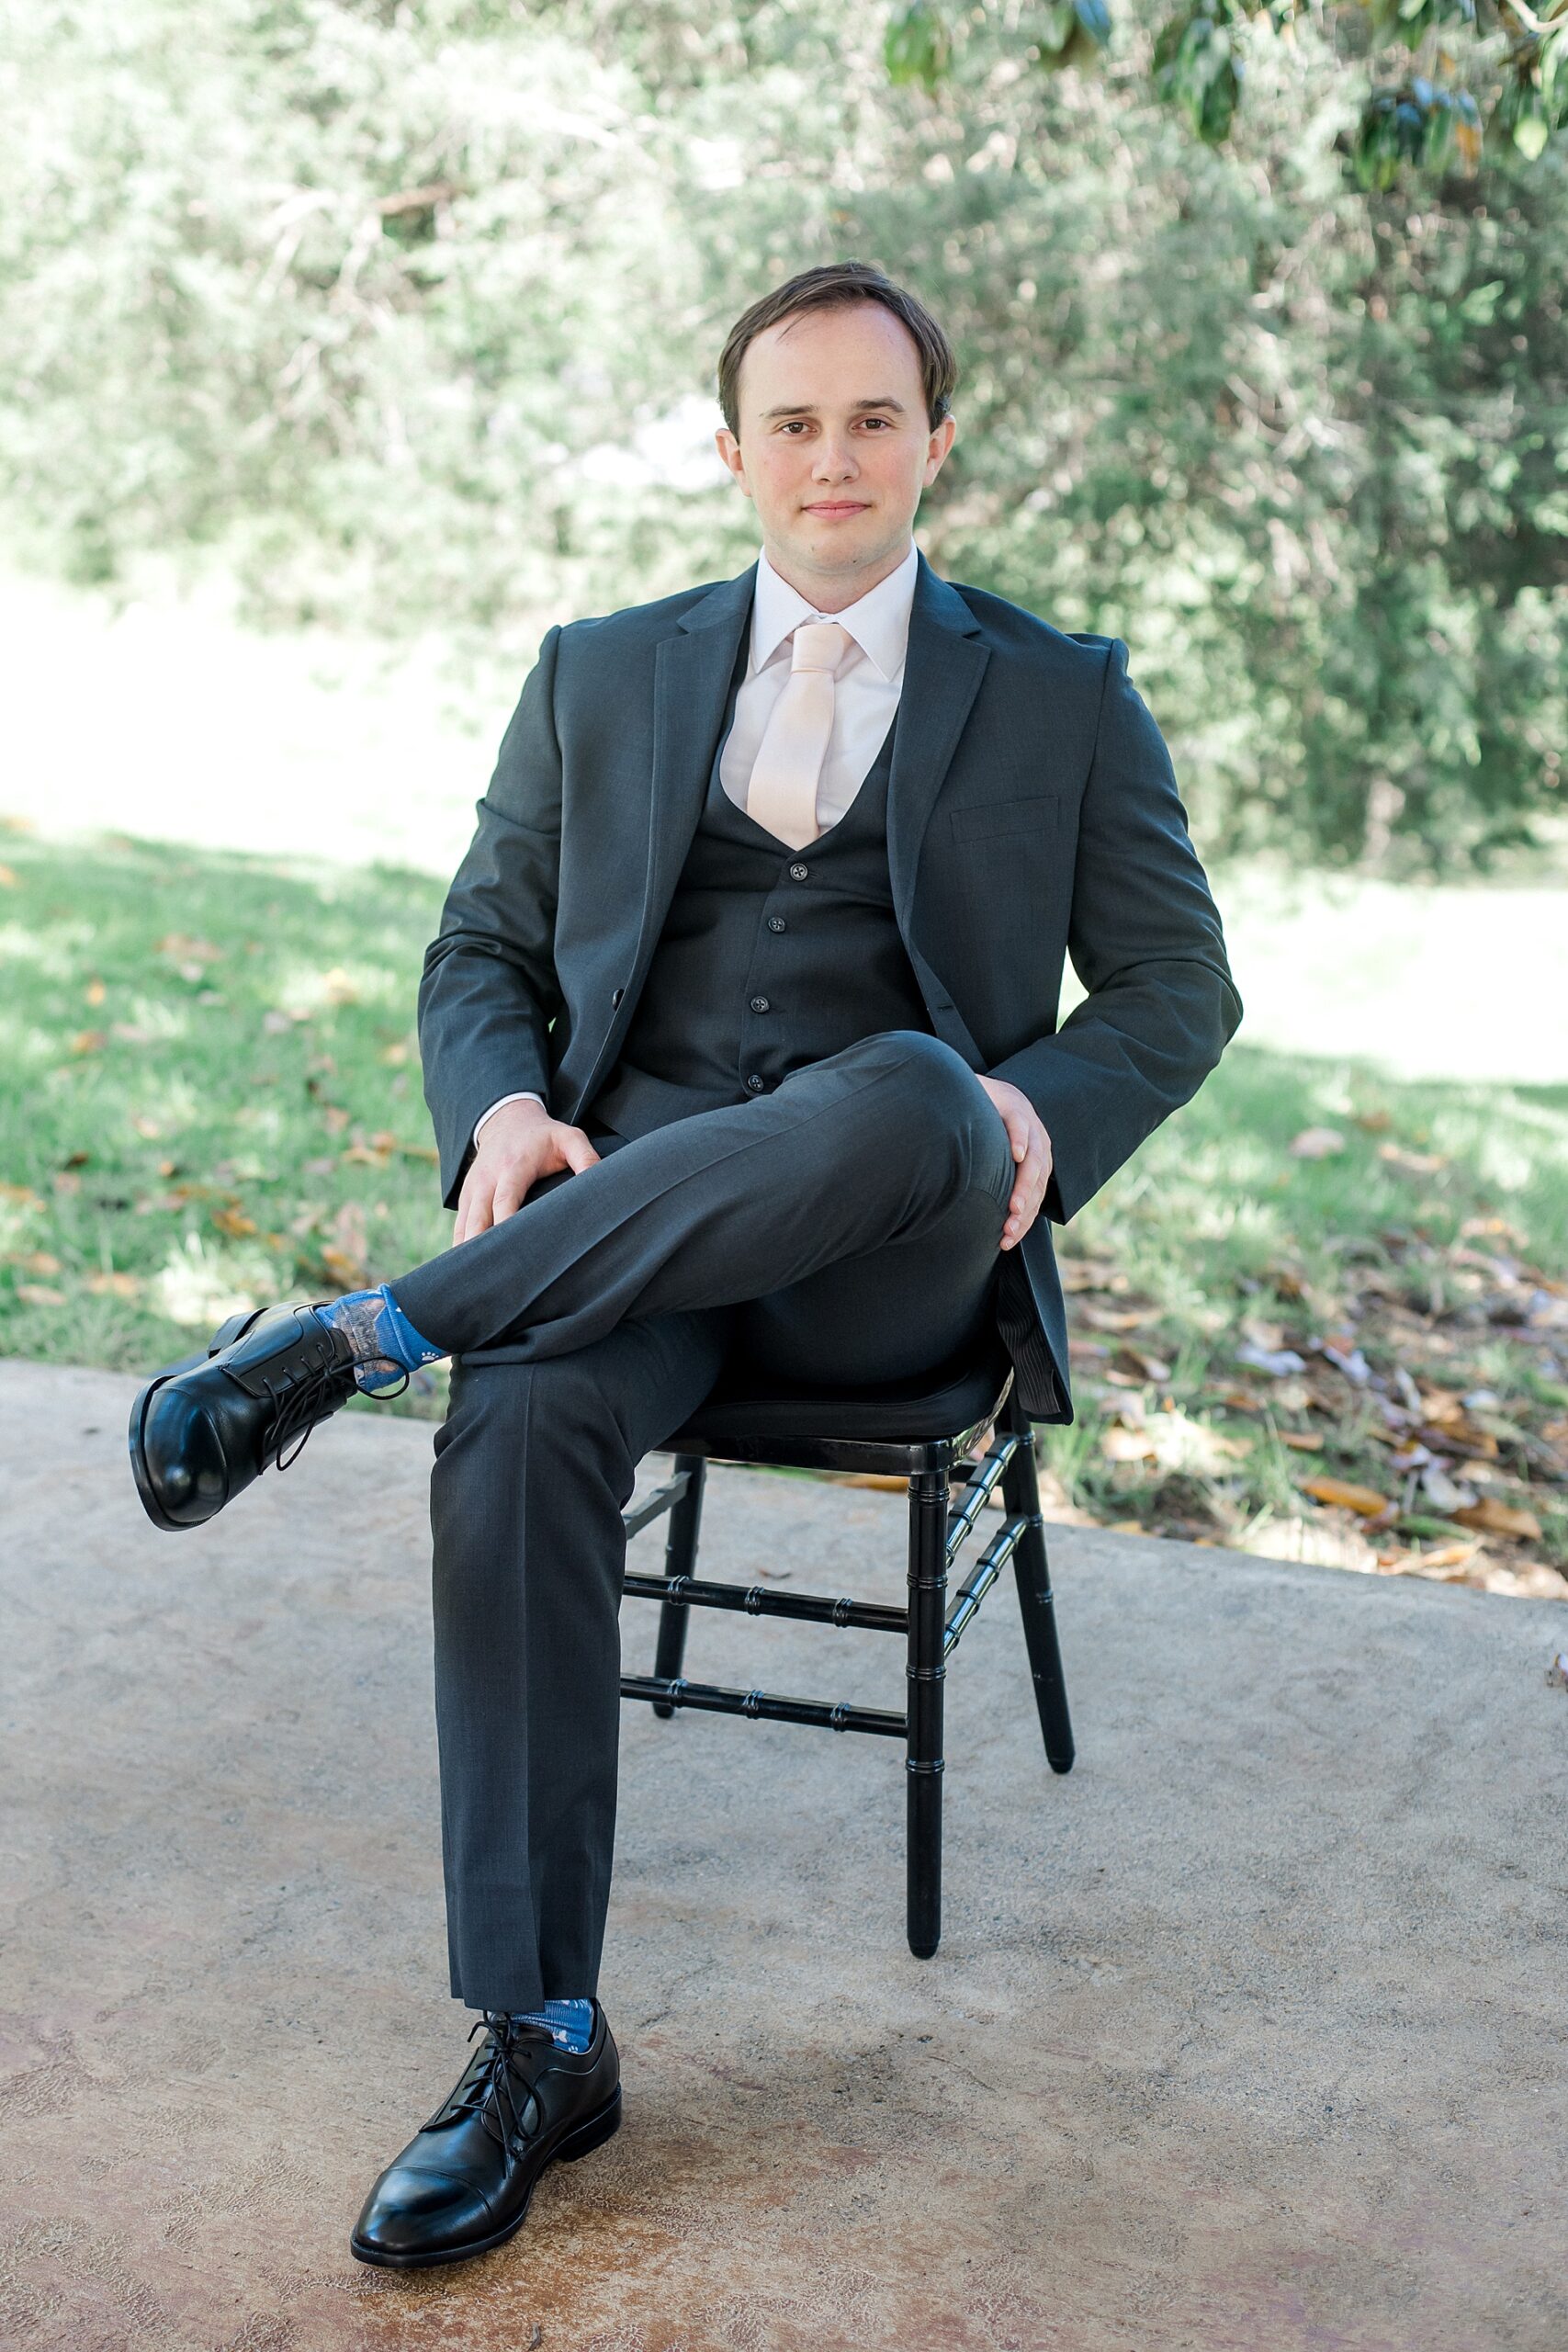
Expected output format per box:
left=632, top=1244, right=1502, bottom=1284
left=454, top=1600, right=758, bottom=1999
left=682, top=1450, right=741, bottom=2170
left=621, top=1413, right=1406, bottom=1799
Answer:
left=790, top=621, right=850, bottom=674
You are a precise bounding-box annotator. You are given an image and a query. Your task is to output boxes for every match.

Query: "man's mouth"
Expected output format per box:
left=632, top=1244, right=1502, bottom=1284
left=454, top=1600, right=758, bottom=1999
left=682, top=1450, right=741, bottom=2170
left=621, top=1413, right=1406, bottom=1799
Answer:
left=805, top=502, right=868, bottom=516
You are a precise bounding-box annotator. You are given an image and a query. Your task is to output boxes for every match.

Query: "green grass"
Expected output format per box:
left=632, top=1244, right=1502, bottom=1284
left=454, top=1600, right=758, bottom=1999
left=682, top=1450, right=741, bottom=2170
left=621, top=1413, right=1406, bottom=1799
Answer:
left=3, top=826, right=1565, bottom=1589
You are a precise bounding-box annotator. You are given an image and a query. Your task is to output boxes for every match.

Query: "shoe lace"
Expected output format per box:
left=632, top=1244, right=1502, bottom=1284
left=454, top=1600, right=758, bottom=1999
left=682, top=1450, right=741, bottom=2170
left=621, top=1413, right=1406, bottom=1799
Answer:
left=259, top=1351, right=391, bottom=1473
left=449, top=2012, right=558, bottom=2157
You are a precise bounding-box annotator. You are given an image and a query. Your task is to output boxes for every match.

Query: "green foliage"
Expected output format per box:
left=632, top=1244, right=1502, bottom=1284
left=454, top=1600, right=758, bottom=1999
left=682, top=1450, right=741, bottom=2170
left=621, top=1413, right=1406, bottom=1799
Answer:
left=0, top=0, right=1563, bottom=866
left=893, top=3, right=1566, bottom=174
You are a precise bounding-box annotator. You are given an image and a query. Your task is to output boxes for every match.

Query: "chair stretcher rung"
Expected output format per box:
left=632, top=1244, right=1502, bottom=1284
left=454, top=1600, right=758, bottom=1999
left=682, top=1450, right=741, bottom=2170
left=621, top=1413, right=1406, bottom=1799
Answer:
left=622, top=1468, right=693, bottom=1541
left=620, top=1673, right=905, bottom=1737
left=622, top=1571, right=906, bottom=1634
left=943, top=1518, right=1025, bottom=1655
left=943, top=1435, right=1017, bottom=1560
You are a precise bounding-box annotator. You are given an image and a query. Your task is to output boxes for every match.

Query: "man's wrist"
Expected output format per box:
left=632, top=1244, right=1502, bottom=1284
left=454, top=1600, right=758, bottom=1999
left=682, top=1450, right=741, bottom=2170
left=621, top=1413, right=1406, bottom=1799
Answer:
left=472, top=1091, right=547, bottom=1148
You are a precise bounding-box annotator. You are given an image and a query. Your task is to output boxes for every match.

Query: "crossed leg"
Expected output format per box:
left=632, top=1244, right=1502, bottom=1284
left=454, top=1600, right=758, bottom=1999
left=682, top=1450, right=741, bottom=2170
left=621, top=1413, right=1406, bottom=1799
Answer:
left=423, top=1030, right=1019, bottom=2011
left=390, top=1029, right=1017, bottom=1363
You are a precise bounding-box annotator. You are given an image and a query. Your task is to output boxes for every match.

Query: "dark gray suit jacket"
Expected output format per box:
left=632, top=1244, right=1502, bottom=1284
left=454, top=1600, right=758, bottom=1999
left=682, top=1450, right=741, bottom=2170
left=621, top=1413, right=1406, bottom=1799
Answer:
left=417, top=548, right=1242, bottom=1419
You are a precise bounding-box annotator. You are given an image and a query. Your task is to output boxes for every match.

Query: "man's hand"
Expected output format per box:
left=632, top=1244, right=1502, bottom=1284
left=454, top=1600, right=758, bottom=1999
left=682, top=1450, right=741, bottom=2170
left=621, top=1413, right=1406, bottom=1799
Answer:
left=973, top=1076, right=1053, bottom=1251
left=454, top=1099, right=602, bottom=1246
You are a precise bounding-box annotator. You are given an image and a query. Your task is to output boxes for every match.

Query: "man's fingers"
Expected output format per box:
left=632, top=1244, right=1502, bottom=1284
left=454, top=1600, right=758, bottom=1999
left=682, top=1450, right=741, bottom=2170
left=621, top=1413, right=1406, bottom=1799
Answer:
left=490, top=1170, right=530, bottom=1225
left=555, top=1125, right=603, bottom=1176
left=458, top=1187, right=495, bottom=1246
left=1002, top=1123, right=1050, bottom=1246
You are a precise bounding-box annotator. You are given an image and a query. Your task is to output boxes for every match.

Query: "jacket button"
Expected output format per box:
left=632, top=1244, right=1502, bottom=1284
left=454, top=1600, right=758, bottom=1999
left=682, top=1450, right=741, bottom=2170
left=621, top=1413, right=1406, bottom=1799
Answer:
left=750, top=995, right=770, bottom=1013
left=767, top=916, right=785, bottom=933
left=788, top=862, right=808, bottom=880
left=745, top=1074, right=764, bottom=1092
left=612, top=987, right=624, bottom=1007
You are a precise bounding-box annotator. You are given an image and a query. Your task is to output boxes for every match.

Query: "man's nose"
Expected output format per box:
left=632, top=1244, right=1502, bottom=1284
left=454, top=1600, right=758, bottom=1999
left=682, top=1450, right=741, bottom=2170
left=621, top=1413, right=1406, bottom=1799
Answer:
left=812, top=434, right=860, bottom=479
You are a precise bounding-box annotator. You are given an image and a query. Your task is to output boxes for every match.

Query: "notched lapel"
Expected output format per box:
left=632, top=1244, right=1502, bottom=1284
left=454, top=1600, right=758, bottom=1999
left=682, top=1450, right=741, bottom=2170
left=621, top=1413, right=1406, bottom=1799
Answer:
left=565, top=575, right=752, bottom=1125
left=886, top=556, right=990, bottom=941
left=632, top=566, right=756, bottom=987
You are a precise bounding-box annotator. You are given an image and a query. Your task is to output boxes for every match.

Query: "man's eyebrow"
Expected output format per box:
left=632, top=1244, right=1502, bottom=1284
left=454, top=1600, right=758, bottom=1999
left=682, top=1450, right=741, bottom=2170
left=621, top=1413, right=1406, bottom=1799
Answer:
left=759, top=397, right=908, bottom=419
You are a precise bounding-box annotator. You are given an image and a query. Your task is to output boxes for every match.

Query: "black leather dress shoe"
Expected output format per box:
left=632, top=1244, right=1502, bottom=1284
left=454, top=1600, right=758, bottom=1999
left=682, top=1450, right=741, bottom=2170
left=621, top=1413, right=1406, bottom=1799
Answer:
left=128, top=1301, right=359, bottom=1530
left=349, top=2005, right=622, bottom=2269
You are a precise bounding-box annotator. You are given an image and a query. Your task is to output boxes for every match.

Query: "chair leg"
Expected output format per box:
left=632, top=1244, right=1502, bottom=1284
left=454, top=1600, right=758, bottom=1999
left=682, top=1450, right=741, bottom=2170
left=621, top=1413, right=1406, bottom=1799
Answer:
left=1001, top=1404, right=1075, bottom=1774
left=905, top=1463, right=948, bottom=1959
left=651, top=1453, right=706, bottom=1720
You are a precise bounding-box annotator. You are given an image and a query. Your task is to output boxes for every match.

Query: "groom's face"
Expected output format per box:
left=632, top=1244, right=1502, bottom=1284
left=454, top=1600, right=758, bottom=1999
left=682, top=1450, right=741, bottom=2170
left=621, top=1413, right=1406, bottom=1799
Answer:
left=716, top=301, right=955, bottom=586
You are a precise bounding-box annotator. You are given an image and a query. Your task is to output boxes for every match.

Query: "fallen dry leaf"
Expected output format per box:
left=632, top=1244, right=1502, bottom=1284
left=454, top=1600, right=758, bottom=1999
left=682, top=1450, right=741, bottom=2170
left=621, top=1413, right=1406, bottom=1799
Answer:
left=1379, top=1143, right=1448, bottom=1178
left=0, top=1182, right=43, bottom=1209
left=1076, top=1301, right=1157, bottom=1334
left=10, top=1250, right=62, bottom=1276
left=1290, top=1127, right=1347, bottom=1159
left=69, top=1029, right=107, bottom=1056
left=0, top=863, right=17, bottom=887
left=1100, top=1426, right=1157, bottom=1465
left=1277, top=1430, right=1323, bottom=1453
left=1407, top=1541, right=1479, bottom=1572
left=1299, top=1475, right=1392, bottom=1518
left=1453, top=1498, right=1543, bottom=1544
left=1060, top=1257, right=1124, bottom=1295
left=155, top=933, right=222, bottom=964
left=85, top=978, right=106, bottom=1006
left=15, top=1283, right=66, bottom=1306
left=211, top=1207, right=257, bottom=1239
left=85, top=1272, right=141, bottom=1298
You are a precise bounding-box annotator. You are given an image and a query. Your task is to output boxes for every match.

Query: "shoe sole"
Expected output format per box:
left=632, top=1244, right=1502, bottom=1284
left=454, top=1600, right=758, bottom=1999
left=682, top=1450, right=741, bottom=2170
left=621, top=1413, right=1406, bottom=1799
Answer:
left=346, top=2085, right=623, bottom=2270
left=128, top=1309, right=269, bottom=1531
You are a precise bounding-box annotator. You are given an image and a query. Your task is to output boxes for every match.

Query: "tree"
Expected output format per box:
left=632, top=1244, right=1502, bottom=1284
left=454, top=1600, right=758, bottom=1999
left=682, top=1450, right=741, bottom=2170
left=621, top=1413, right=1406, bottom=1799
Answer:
left=0, top=0, right=1562, bottom=866
left=884, top=2, right=1568, bottom=182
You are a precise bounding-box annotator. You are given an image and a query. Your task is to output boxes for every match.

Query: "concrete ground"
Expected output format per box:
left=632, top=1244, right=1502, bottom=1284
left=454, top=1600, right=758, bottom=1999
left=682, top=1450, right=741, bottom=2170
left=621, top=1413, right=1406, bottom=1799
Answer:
left=2, top=1359, right=1565, bottom=2352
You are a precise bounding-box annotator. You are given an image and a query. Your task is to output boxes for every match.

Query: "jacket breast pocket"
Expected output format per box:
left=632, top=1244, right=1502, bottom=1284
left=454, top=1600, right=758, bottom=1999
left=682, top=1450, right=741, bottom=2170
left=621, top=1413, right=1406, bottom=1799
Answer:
left=948, top=794, right=1066, bottom=846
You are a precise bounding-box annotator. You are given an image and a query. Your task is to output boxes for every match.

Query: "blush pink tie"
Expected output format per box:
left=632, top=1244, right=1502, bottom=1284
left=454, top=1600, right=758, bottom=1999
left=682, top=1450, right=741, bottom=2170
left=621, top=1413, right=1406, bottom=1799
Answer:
left=744, top=621, right=851, bottom=851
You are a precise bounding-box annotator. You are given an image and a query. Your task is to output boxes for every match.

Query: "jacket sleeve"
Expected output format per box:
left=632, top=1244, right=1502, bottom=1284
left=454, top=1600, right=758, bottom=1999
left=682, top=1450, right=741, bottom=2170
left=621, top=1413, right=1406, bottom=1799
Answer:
left=985, top=637, right=1243, bottom=1224
left=417, top=625, right=566, bottom=1208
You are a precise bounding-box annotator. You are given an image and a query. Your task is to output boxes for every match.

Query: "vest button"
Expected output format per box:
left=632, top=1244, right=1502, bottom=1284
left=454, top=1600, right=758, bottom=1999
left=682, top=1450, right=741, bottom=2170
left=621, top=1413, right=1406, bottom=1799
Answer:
left=745, top=1074, right=764, bottom=1093
left=788, top=862, right=808, bottom=880
left=767, top=917, right=785, bottom=933
left=612, top=987, right=624, bottom=1007
left=750, top=996, right=770, bottom=1013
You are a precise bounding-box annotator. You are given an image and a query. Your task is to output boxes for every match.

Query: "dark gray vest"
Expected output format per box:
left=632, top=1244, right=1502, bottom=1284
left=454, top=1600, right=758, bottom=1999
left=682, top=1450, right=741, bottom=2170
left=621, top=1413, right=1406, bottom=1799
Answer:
left=588, top=641, right=934, bottom=1145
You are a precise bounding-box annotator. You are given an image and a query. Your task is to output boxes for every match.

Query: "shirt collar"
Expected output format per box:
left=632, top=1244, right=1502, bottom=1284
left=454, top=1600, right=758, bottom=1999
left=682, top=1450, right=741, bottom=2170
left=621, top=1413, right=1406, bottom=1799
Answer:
left=750, top=540, right=919, bottom=684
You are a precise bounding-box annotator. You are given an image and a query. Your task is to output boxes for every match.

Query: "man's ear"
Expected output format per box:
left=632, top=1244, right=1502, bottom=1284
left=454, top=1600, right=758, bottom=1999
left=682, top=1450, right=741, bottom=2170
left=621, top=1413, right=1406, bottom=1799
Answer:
left=924, top=414, right=957, bottom=484
left=716, top=427, right=750, bottom=496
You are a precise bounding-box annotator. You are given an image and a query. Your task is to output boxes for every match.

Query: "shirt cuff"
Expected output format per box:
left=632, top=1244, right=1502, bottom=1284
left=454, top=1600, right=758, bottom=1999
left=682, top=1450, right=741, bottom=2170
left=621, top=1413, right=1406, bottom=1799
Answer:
left=473, top=1091, right=547, bottom=1147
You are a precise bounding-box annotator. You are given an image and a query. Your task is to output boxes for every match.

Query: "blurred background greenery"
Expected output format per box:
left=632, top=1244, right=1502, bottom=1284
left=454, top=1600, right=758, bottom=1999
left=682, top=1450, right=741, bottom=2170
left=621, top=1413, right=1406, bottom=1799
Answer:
left=2, top=2, right=1565, bottom=1591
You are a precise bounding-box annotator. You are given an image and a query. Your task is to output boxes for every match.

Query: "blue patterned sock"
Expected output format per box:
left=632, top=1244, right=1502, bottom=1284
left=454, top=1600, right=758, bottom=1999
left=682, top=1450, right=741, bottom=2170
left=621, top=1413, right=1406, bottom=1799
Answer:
left=506, top=1997, right=594, bottom=2053
left=319, top=1283, right=446, bottom=1395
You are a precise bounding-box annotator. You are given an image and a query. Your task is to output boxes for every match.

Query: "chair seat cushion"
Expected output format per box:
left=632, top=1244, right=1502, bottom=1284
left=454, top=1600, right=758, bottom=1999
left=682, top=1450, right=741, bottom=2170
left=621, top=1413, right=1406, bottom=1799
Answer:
left=667, top=1337, right=1014, bottom=1450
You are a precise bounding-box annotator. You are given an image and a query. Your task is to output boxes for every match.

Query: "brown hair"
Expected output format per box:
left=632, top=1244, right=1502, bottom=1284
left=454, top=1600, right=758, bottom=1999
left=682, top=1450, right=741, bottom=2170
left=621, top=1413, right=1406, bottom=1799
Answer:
left=716, top=261, right=958, bottom=438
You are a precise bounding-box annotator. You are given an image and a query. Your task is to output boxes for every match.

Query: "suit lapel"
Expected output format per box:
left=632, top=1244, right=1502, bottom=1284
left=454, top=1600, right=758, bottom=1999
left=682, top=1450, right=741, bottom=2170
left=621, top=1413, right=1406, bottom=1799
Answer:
left=886, top=550, right=990, bottom=940
left=625, top=562, right=757, bottom=998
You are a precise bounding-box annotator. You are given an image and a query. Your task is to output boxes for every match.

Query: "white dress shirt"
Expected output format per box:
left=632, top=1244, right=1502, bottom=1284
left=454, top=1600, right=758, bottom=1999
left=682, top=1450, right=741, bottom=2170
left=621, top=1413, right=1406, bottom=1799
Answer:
left=474, top=539, right=920, bottom=1144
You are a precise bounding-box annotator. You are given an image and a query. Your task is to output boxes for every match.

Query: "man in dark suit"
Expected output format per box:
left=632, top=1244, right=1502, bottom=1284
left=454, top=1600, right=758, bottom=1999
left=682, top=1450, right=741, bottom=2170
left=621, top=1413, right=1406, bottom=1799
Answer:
left=130, top=261, right=1241, bottom=2269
